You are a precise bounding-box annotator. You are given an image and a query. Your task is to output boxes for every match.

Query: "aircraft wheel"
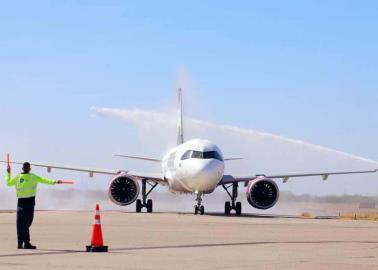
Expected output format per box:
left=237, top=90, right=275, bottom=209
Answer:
left=136, top=199, right=142, bottom=213
left=194, top=206, right=199, bottom=215
left=147, top=199, right=153, bottom=213
left=235, top=202, right=242, bottom=216
left=200, top=206, right=205, bottom=215
left=225, top=202, right=231, bottom=215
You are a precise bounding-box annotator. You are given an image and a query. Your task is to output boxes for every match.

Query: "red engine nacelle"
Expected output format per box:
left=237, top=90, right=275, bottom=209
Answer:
left=246, top=178, right=279, bottom=210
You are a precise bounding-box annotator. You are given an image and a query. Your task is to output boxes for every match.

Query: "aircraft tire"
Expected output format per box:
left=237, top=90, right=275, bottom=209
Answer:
left=225, top=202, right=231, bottom=215
left=136, top=199, right=142, bottom=213
left=236, top=202, right=242, bottom=216
left=147, top=199, right=153, bottom=213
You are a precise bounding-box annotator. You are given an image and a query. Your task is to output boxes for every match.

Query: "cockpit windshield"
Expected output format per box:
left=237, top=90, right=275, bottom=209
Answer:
left=181, top=150, right=223, bottom=161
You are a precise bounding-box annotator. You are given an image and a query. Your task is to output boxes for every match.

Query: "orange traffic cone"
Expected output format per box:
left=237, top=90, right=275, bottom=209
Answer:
left=86, top=204, right=108, bottom=252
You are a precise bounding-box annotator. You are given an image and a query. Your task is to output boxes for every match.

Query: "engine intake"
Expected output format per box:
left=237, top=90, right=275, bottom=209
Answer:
left=108, top=174, right=140, bottom=206
left=246, top=178, right=279, bottom=210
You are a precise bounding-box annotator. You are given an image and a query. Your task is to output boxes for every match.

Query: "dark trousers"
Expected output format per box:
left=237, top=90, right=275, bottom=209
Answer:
left=17, top=197, right=35, bottom=245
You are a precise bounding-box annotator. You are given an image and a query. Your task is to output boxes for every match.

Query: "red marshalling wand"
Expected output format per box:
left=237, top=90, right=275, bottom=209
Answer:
left=59, top=180, right=75, bottom=185
left=6, top=153, right=10, bottom=169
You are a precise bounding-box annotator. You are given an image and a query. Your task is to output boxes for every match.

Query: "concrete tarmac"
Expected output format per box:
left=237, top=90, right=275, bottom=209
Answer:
left=1, top=211, right=378, bottom=270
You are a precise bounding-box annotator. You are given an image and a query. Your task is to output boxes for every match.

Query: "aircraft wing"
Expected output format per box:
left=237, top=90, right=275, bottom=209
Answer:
left=221, top=169, right=378, bottom=185
left=0, top=161, right=166, bottom=184
left=114, top=154, right=162, bottom=162
left=126, top=171, right=166, bottom=184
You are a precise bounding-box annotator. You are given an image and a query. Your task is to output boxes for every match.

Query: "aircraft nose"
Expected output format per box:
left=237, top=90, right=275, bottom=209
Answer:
left=197, top=160, right=224, bottom=175
left=187, top=160, right=224, bottom=191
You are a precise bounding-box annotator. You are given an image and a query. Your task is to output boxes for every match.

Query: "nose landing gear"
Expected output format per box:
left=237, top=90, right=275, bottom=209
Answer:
left=222, top=182, right=242, bottom=215
left=194, top=192, right=205, bottom=215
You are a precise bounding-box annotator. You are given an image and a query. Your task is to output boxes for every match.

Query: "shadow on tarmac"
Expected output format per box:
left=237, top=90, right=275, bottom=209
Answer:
left=206, top=212, right=300, bottom=219
left=1, top=240, right=378, bottom=258
left=205, top=212, right=338, bottom=220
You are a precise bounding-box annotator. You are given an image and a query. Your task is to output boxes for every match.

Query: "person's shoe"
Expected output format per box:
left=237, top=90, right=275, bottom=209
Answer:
left=23, top=243, right=36, bottom=249
left=17, top=243, right=23, bottom=249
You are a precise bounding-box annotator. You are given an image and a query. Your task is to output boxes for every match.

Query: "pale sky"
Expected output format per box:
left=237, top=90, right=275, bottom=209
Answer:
left=0, top=1, right=377, bottom=207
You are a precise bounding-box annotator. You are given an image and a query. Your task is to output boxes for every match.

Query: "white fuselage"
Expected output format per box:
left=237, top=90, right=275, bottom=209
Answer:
left=162, top=139, right=225, bottom=194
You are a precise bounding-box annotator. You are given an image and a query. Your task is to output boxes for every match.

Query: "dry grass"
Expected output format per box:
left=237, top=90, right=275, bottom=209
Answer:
left=339, top=212, right=378, bottom=221
left=300, top=211, right=378, bottom=221
left=301, top=212, right=316, bottom=219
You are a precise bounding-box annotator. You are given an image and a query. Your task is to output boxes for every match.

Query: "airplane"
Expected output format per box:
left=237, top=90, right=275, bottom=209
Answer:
left=2, top=89, right=377, bottom=215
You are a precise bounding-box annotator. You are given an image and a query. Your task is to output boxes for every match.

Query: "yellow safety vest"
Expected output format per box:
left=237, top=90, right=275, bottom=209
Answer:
left=6, top=172, right=56, bottom=198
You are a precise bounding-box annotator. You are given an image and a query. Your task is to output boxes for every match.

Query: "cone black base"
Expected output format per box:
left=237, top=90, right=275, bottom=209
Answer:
left=86, top=245, right=108, bottom=252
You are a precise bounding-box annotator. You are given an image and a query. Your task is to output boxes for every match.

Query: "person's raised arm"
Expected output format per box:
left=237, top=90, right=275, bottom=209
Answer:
left=33, top=174, right=60, bottom=185
left=5, top=167, right=17, bottom=186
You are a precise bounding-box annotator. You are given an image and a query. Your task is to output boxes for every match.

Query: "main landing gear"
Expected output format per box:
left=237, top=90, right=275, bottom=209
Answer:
left=194, top=192, right=205, bottom=215
left=136, top=179, right=158, bottom=213
left=222, top=182, right=242, bottom=216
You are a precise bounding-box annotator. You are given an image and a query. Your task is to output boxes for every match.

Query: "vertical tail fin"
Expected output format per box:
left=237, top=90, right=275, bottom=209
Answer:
left=177, top=88, right=184, bottom=145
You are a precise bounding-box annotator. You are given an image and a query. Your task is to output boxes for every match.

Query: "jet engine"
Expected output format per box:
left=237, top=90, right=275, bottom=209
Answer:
left=246, top=178, right=279, bottom=210
left=108, top=174, right=140, bottom=206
